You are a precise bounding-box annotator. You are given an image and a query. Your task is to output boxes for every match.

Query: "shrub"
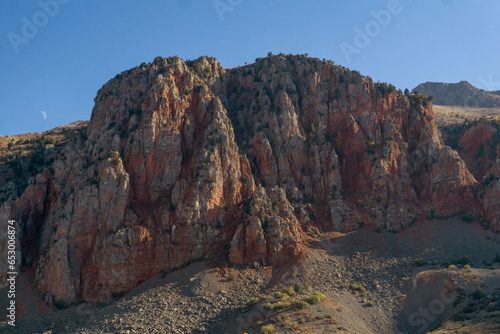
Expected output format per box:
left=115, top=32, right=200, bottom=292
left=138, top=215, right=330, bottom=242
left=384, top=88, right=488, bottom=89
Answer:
left=493, top=254, right=500, bottom=263
left=296, top=300, right=309, bottom=309
left=248, top=297, right=260, bottom=305
left=282, top=286, right=295, bottom=296
left=414, top=258, right=427, bottom=267
left=273, top=291, right=285, bottom=299
left=347, top=283, right=369, bottom=296
left=448, top=264, right=458, bottom=270
left=472, top=288, right=485, bottom=300
left=454, top=256, right=470, bottom=266
left=293, top=283, right=303, bottom=294
left=107, top=148, right=119, bottom=159
left=461, top=212, right=475, bottom=223
left=274, top=301, right=292, bottom=310
left=261, top=324, right=275, bottom=334
left=263, top=302, right=274, bottom=311
left=366, top=301, right=374, bottom=307
left=229, top=273, right=237, bottom=281
left=242, top=297, right=260, bottom=312
left=305, top=292, right=326, bottom=305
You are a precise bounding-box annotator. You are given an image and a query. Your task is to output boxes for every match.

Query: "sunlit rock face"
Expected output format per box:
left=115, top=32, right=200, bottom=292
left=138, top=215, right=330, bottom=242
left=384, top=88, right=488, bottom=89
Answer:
left=0, top=55, right=480, bottom=305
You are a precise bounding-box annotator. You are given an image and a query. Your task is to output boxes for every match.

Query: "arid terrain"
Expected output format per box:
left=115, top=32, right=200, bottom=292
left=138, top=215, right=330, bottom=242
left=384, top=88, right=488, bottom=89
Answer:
left=2, top=219, right=499, bottom=334
left=433, top=105, right=500, bottom=127
left=1, top=55, right=500, bottom=333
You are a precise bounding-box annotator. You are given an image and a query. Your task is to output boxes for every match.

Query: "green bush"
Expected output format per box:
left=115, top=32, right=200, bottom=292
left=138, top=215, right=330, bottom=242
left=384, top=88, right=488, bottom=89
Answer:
left=493, top=253, right=500, bottom=263
left=454, top=256, right=470, bottom=266
left=261, top=324, right=275, bottom=334
left=296, top=300, right=309, bottom=309
left=293, top=283, right=303, bottom=294
left=263, top=302, right=274, bottom=311
left=273, top=301, right=292, bottom=310
left=242, top=297, right=260, bottom=312
left=273, top=291, right=285, bottom=299
left=461, top=212, right=475, bottom=223
left=305, top=292, right=326, bottom=305
left=347, top=283, right=369, bottom=296
left=248, top=297, right=260, bottom=305
left=414, top=258, right=427, bottom=267
left=472, top=288, right=485, bottom=300
left=282, top=286, right=295, bottom=296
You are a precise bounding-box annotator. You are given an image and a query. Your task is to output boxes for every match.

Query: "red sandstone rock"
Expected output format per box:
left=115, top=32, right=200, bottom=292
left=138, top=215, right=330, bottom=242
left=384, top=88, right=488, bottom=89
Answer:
left=0, top=55, right=486, bottom=305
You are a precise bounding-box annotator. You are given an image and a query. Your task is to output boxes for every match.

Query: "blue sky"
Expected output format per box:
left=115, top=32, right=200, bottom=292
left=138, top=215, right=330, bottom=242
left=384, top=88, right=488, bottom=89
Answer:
left=1, top=0, right=499, bottom=135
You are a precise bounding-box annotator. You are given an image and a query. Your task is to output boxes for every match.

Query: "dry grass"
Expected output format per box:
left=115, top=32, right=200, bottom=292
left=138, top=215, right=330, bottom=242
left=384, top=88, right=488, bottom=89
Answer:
left=433, top=105, right=500, bottom=127
left=430, top=316, right=500, bottom=333
left=0, top=121, right=87, bottom=187
left=242, top=287, right=341, bottom=333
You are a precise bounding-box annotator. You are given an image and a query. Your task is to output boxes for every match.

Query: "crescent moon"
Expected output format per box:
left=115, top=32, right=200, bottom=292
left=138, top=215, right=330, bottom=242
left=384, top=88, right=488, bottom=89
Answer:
left=41, top=110, right=47, bottom=120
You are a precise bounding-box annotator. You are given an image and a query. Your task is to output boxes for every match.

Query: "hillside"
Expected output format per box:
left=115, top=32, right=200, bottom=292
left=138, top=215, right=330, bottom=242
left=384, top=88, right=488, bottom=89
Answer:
left=0, top=121, right=88, bottom=200
left=432, top=105, right=500, bottom=127
left=1, top=55, right=499, bottom=333
left=412, top=81, right=500, bottom=108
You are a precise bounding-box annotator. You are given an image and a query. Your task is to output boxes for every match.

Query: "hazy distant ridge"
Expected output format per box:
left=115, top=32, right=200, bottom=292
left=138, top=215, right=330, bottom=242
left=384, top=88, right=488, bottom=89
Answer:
left=412, top=81, right=500, bottom=107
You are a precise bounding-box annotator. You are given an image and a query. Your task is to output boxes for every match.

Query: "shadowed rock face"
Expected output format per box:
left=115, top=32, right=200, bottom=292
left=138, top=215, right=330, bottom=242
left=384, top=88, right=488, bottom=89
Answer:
left=0, top=55, right=481, bottom=305
left=480, top=162, right=500, bottom=233
left=412, top=81, right=500, bottom=108
left=457, top=119, right=499, bottom=179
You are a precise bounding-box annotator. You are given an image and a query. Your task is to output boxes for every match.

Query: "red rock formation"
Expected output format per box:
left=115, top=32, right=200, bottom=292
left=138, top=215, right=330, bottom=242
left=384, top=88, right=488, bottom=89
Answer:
left=0, top=55, right=484, bottom=305
left=480, top=163, right=500, bottom=232
left=456, top=119, right=499, bottom=179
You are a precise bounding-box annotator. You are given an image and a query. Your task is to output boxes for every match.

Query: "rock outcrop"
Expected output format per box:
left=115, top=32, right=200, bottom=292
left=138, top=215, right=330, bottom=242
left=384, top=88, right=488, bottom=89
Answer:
left=480, top=163, right=500, bottom=232
left=0, top=55, right=483, bottom=306
left=412, top=81, right=500, bottom=107
left=457, top=119, right=499, bottom=179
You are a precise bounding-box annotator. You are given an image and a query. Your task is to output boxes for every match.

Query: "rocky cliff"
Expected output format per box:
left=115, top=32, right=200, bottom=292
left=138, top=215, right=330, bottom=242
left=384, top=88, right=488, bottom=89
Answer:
left=0, top=55, right=485, bottom=306
left=412, top=81, right=500, bottom=107
left=439, top=118, right=500, bottom=231
left=441, top=118, right=500, bottom=180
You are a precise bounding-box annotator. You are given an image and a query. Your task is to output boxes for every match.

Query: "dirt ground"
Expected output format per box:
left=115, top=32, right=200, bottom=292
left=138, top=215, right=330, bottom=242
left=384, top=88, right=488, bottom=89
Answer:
left=1, top=218, right=499, bottom=334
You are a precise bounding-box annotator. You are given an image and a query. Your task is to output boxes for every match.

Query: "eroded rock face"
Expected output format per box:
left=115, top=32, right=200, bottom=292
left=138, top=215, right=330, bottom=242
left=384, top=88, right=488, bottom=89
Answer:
left=456, top=119, right=499, bottom=180
left=219, top=56, right=476, bottom=228
left=0, top=55, right=482, bottom=305
left=480, top=163, right=500, bottom=232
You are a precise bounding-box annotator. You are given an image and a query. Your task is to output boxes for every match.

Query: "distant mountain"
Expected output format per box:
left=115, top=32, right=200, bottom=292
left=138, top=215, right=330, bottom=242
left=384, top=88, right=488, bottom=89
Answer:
left=412, top=81, right=500, bottom=107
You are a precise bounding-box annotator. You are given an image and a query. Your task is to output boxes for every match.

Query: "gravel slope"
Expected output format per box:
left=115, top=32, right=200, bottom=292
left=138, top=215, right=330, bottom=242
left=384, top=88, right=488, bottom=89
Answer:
left=1, top=218, right=500, bottom=334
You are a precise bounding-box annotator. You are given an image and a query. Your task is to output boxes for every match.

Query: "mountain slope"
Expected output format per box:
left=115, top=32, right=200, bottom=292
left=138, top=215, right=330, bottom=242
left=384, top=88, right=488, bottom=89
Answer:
left=412, top=81, right=500, bottom=107
left=0, top=55, right=484, bottom=308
